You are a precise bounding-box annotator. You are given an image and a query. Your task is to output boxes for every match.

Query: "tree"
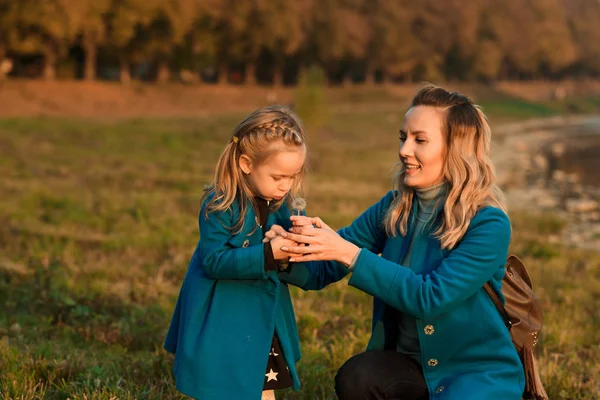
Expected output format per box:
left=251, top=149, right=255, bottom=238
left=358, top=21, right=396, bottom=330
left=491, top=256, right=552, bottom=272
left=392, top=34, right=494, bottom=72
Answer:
left=258, top=0, right=313, bottom=86
left=408, top=0, right=458, bottom=82
left=140, top=0, right=198, bottom=83
left=11, top=0, right=80, bottom=80
left=364, top=0, right=418, bottom=83
left=106, top=0, right=161, bottom=84
left=482, top=0, right=575, bottom=79
left=209, top=0, right=252, bottom=84
left=311, top=0, right=370, bottom=84
left=442, top=0, right=484, bottom=80
left=185, top=0, right=221, bottom=82
left=69, top=0, right=111, bottom=81
left=530, top=0, right=576, bottom=75
left=563, top=0, right=600, bottom=75
left=0, top=0, right=18, bottom=77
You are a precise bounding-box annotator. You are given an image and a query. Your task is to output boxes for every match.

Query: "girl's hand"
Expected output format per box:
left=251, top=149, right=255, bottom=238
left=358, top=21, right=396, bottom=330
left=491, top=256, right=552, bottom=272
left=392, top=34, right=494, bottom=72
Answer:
left=262, top=224, right=288, bottom=243
left=280, top=225, right=360, bottom=266
left=290, top=216, right=334, bottom=231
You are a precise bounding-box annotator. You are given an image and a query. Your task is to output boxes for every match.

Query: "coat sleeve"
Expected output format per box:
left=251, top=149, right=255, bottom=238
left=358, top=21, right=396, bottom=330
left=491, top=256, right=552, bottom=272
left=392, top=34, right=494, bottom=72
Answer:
left=348, top=207, right=511, bottom=319
left=279, top=191, right=396, bottom=290
left=198, top=201, right=267, bottom=280
left=337, top=190, right=395, bottom=253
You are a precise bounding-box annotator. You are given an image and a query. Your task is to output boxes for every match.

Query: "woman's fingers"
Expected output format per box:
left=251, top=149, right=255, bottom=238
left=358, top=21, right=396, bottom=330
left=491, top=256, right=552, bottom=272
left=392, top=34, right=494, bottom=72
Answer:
left=288, top=254, right=321, bottom=262
left=280, top=245, right=317, bottom=254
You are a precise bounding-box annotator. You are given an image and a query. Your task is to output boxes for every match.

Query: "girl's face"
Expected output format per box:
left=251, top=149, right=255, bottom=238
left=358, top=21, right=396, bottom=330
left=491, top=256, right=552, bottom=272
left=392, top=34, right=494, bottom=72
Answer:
left=399, top=105, right=446, bottom=189
left=240, top=144, right=306, bottom=201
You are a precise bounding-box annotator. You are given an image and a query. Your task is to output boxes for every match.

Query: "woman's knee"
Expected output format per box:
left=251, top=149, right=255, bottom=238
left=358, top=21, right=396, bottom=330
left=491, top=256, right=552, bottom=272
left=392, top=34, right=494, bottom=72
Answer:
left=334, top=352, right=378, bottom=399
left=334, top=351, right=428, bottom=400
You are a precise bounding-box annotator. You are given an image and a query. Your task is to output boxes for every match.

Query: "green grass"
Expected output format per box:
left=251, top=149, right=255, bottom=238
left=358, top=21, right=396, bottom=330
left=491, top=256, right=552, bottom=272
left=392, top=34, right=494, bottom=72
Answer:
left=1, top=89, right=600, bottom=399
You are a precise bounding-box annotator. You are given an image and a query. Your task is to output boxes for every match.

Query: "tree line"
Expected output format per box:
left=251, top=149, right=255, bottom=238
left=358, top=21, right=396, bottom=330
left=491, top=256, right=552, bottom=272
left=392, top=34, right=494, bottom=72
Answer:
left=0, top=0, right=599, bottom=85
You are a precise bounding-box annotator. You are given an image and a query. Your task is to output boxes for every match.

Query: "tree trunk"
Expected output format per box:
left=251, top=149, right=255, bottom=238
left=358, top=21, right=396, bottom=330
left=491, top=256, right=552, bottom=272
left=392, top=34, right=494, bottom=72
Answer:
left=365, top=64, right=376, bottom=85
left=342, top=72, right=352, bottom=87
left=217, top=64, right=228, bottom=84
left=83, top=38, right=97, bottom=81
left=120, top=58, right=131, bottom=85
left=43, top=45, right=57, bottom=81
left=246, top=62, right=256, bottom=85
left=0, top=44, right=6, bottom=80
left=273, top=58, right=284, bottom=87
left=297, top=65, right=306, bottom=85
left=381, top=70, right=391, bottom=85
left=157, top=60, right=170, bottom=83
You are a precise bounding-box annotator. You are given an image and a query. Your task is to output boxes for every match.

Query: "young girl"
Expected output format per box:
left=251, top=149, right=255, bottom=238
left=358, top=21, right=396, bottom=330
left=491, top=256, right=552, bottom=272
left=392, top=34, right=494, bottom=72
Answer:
left=164, top=105, right=327, bottom=400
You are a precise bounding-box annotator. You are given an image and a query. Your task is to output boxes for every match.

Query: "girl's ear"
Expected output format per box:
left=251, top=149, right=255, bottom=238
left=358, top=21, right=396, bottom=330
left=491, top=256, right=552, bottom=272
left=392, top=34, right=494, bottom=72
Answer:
left=239, top=154, right=252, bottom=174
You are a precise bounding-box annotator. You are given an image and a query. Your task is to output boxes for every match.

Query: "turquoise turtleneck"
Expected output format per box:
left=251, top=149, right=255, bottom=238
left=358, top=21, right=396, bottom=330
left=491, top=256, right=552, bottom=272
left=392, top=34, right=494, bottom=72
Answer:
left=396, top=181, right=448, bottom=365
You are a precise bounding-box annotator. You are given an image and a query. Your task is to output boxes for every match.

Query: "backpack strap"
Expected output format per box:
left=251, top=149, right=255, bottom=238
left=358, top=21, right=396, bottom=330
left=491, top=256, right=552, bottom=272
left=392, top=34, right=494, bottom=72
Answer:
left=483, top=283, right=512, bottom=330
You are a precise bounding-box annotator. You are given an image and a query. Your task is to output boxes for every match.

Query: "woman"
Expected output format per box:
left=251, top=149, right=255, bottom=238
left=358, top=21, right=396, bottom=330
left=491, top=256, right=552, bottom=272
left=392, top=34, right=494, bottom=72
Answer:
left=271, top=85, right=525, bottom=399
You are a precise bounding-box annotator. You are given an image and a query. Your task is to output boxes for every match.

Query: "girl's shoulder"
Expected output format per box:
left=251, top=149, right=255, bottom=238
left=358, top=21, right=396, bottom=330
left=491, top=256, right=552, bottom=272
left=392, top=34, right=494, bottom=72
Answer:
left=199, top=190, right=241, bottom=224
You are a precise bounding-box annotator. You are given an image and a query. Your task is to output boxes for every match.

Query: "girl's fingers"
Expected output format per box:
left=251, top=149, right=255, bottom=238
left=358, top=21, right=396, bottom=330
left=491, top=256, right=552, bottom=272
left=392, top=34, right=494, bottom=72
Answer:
left=313, top=217, right=333, bottom=231
left=290, top=216, right=320, bottom=226
left=283, top=232, right=318, bottom=244
left=263, top=225, right=288, bottom=241
left=288, top=226, right=319, bottom=236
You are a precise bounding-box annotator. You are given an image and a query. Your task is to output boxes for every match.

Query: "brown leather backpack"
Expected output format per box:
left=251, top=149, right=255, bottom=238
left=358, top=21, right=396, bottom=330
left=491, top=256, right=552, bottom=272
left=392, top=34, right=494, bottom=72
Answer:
left=483, top=254, right=549, bottom=400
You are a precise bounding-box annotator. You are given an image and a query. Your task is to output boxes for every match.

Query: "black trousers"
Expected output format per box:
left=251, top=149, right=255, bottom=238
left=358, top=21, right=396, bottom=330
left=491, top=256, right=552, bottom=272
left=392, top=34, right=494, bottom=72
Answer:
left=335, top=351, right=429, bottom=400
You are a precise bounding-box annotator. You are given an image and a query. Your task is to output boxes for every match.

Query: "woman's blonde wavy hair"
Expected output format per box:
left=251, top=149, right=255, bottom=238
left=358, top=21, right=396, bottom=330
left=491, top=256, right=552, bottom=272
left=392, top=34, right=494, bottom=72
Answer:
left=202, top=105, right=307, bottom=234
left=384, top=85, right=506, bottom=249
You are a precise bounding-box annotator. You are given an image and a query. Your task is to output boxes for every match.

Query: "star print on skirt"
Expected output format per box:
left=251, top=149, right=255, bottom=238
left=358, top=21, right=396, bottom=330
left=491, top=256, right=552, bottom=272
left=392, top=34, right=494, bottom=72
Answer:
left=263, top=334, right=292, bottom=390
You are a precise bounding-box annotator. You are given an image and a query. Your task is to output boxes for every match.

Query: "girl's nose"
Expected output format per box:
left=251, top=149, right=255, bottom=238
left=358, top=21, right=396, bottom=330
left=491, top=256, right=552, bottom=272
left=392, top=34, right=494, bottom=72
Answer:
left=280, top=180, right=292, bottom=191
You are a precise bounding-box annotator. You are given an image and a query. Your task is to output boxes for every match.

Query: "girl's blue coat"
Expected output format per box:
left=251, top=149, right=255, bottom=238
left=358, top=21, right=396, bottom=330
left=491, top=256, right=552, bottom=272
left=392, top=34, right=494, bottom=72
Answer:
left=164, top=196, right=347, bottom=399
left=282, top=191, right=525, bottom=400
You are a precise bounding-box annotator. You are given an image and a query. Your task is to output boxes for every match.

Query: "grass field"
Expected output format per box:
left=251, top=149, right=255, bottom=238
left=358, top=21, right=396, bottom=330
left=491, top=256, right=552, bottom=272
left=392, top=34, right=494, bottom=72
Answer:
left=1, top=86, right=599, bottom=399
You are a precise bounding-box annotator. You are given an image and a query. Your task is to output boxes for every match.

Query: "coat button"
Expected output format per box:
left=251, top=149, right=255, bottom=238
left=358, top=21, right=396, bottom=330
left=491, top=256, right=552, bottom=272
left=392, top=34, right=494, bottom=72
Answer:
left=436, top=386, right=444, bottom=393
left=242, top=239, right=250, bottom=248
left=427, top=359, right=439, bottom=367
left=424, top=325, right=435, bottom=335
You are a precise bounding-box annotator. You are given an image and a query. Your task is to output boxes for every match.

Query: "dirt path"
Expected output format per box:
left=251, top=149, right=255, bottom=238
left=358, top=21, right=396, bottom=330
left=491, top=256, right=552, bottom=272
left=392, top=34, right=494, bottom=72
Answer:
left=493, top=115, right=600, bottom=250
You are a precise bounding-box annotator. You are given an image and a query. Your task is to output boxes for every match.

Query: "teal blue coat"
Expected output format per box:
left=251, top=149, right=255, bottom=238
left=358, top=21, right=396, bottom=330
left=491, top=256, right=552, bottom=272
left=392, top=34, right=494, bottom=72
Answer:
left=163, top=196, right=347, bottom=399
left=282, top=191, right=525, bottom=400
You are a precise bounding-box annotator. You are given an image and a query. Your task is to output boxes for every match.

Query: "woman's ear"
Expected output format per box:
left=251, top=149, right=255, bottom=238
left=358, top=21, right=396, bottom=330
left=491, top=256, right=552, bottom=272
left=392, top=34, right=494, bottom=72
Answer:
left=239, top=154, right=252, bottom=174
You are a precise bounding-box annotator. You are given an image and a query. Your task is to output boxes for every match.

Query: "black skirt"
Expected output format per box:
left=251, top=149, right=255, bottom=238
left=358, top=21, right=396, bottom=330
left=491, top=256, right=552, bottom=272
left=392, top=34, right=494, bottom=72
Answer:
left=263, top=333, right=293, bottom=390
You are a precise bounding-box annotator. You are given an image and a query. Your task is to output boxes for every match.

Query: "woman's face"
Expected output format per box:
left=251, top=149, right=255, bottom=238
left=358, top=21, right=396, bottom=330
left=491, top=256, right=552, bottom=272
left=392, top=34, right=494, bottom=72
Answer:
left=399, top=105, right=446, bottom=189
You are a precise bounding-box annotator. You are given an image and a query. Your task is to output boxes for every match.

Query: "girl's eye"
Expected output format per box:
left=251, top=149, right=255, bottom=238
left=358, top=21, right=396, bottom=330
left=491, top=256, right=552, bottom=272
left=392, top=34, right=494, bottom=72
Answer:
left=273, top=177, right=282, bottom=181
left=416, top=138, right=426, bottom=144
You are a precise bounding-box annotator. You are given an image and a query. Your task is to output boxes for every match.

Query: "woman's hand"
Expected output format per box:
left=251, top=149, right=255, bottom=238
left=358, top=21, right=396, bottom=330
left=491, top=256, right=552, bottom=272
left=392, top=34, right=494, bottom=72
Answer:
left=270, top=235, right=302, bottom=260
left=280, top=225, right=360, bottom=266
left=262, top=224, right=303, bottom=260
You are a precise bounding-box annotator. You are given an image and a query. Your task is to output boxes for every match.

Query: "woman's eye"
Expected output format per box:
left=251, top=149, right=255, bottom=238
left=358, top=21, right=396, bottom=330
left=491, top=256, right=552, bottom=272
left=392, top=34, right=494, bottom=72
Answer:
left=399, top=136, right=406, bottom=142
left=273, top=177, right=282, bottom=181
left=416, top=138, right=426, bottom=144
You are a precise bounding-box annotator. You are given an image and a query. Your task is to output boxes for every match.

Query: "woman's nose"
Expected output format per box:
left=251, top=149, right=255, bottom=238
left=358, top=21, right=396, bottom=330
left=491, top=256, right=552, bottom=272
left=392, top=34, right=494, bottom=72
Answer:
left=399, top=140, right=413, bottom=158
